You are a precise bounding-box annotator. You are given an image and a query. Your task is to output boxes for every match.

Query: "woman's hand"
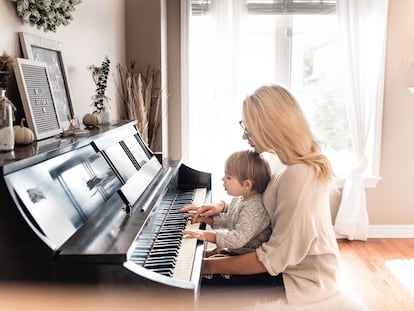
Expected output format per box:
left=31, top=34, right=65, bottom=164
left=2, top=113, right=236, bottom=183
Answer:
left=179, top=202, right=225, bottom=224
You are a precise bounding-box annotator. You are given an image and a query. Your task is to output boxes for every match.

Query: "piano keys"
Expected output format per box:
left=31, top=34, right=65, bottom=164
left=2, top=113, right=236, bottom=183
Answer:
left=0, top=120, right=211, bottom=302
left=172, top=188, right=207, bottom=281
left=127, top=188, right=206, bottom=278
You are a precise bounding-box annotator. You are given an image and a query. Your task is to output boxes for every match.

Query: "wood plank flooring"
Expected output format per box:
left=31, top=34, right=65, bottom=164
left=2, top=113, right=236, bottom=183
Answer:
left=1, top=239, right=413, bottom=311
left=338, top=238, right=414, bottom=311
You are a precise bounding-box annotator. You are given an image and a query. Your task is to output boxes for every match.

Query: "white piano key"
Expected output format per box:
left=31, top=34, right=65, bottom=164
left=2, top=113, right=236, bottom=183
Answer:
left=172, top=187, right=207, bottom=281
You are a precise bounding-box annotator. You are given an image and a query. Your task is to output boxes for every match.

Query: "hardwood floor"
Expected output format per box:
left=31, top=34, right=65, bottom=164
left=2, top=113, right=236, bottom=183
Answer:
left=338, top=238, right=414, bottom=311
left=1, top=239, right=413, bottom=311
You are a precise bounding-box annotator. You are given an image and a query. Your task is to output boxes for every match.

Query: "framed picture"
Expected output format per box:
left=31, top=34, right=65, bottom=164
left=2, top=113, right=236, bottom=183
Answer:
left=19, top=32, right=75, bottom=130
left=14, top=58, right=62, bottom=140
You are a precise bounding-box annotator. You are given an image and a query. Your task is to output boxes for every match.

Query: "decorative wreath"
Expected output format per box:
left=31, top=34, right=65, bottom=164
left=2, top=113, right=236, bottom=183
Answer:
left=14, top=0, right=82, bottom=32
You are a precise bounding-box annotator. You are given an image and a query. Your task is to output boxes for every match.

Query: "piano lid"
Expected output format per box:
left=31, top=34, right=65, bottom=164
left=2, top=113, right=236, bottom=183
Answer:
left=4, top=143, right=122, bottom=250
left=2, top=120, right=156, bottom=251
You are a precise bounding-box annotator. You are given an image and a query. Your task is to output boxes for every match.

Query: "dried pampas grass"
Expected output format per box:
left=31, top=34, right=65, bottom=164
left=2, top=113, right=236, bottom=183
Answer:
left=116, top=60, right=161, bottom=149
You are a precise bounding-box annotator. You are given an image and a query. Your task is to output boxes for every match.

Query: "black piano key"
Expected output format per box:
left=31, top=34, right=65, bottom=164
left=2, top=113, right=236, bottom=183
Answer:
left=145, top=256, right=176, bottom=263
left=153, top=242, right=180, bottom=248
left=144, top=261, right=174, bottom=268
left=149, top=248, right=179, bottom=255
left=150, top=268, right=173, bottom=276
left=130, top=258, right=145, bottom=265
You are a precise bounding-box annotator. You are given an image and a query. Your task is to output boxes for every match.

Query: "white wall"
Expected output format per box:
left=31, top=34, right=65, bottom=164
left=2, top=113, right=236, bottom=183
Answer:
left=0, top=0, right=126, bottom=123
left=366, top=0, right=414, bottom=226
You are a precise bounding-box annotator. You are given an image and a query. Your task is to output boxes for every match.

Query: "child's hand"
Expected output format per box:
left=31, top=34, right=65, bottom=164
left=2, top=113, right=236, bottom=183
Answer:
left=182, top=229, right=206, bottom=241
left=179, top=203, right=218, bottom=225
left=182, top=230, right=216, bottom=243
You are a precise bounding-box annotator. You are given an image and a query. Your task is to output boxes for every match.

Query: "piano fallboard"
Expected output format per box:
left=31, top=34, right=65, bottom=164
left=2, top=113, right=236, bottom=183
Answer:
left=0, top=120, right=211, bottom=302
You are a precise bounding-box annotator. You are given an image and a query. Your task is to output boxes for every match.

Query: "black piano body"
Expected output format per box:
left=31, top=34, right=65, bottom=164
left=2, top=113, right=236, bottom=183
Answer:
left=0, top=120, right=211, bottom=301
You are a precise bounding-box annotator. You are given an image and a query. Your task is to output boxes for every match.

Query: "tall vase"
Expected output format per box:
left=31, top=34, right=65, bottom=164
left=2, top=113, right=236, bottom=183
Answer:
left=0, top=89, right=14, bottom=152
left=92, top=94, right=111, bottom=125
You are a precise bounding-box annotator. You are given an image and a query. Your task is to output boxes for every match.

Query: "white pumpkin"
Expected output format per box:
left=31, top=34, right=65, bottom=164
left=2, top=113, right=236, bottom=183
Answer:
left=82, top=113, right=101, bottom=127
left=13, top=118, right=34, bottom=145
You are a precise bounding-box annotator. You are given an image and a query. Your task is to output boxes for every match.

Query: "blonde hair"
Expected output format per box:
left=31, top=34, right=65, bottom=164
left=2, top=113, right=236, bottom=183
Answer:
left=242, top=84, right=333, bottom=183
left=225, top=150, right=271, bottom=194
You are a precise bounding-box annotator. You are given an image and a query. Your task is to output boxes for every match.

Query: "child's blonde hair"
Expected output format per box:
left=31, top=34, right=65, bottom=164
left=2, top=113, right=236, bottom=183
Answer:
left=225, top=150, right=271, bottom=194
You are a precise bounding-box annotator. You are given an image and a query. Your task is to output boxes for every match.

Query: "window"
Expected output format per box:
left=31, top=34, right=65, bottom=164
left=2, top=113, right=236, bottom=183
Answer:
left=183, top=0, right=381, bottom=200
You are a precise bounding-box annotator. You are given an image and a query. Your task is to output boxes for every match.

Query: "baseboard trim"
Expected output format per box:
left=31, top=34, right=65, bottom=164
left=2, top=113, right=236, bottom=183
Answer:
left=368, top=225, right=414, bottom=238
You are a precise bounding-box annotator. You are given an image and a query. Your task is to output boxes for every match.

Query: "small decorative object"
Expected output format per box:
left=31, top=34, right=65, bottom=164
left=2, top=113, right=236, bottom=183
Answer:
left=0, top=52, right=16, bottom=152
left=88, top=56, right=111, bottom=125
left=14, top=0, right=82, bottom=32
left=0, top=89, right=15, bottom=151
left=14, top=118, right=34, bottom=145
left=66, top=116, right=80, bottom=131
left=116, top=60, right=162, bottom=149
left=82, top=112, right=101, bottom=128
left=19, top=32, right=75, bottom=131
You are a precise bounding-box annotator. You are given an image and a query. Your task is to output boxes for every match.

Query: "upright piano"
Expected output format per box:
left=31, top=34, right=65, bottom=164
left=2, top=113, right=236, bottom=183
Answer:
left=0, top=120, right=211, bottom=302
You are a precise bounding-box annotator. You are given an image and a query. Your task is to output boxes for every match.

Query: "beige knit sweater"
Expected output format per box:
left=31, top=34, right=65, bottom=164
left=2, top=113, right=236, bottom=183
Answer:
left=256, top=163, right=340, bottom=305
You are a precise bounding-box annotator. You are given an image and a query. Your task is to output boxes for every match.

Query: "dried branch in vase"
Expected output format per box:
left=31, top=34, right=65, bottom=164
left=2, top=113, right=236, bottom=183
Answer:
left=116, top=60, right=162, bottom=149
left=88, top=56, right=110, bottom=113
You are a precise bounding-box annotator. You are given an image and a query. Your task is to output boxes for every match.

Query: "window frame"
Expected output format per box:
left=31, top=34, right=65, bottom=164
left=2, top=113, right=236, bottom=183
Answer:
left=181, top=0, right=383, bottom=189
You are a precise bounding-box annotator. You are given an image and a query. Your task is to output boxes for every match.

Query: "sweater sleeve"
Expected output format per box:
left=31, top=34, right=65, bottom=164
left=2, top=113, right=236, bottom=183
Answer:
left=256, top=164, right=329, bottom=275
left=214, top=196, right=270, bottom=251
left=212, top=197, right=239, bottom=229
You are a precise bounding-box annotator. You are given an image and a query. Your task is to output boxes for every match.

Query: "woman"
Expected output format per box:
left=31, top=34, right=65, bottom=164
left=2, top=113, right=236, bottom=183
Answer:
left=180, top=84, right=340, bottom=305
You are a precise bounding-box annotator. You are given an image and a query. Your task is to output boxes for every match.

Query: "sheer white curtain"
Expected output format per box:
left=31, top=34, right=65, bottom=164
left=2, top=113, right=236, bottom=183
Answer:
left=187, top=0, right=248, bottom=201
left=333, top=0, right=388, bottom=240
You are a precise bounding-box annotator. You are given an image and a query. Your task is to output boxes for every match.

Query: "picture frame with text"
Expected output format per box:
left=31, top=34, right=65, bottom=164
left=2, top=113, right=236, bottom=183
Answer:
left=19, top=32, right=75, bottom=131
left=14, top=58, right=62, bottom=140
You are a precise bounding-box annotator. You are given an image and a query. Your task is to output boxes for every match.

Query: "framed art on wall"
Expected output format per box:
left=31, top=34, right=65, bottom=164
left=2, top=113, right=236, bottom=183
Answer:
left=19, top=32, right=75, bottom=131
left=14, top=58, right=62, bottom=140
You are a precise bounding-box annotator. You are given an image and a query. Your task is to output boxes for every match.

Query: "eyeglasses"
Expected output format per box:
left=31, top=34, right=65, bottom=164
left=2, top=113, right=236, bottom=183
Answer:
left=239, top=120, right=251, bottom=137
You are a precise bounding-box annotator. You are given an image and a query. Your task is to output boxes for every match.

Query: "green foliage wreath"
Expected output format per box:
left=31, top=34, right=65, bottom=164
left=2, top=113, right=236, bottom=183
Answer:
left=14, top=0, right=82, bottom=32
